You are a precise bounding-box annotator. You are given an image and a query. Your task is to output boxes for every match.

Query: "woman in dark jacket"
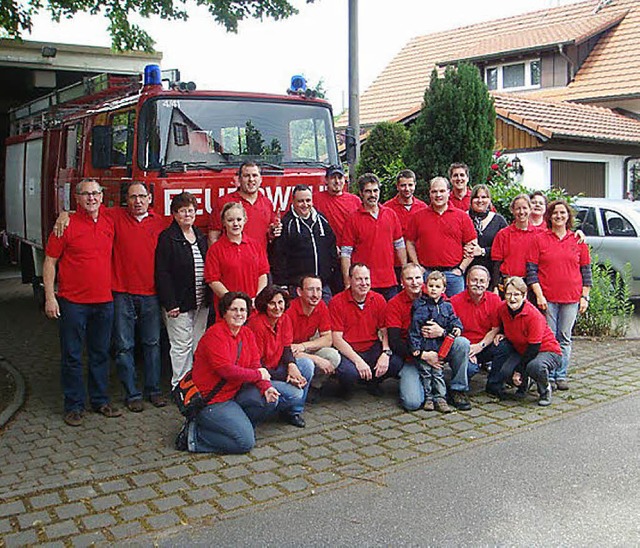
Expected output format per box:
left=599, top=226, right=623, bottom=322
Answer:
left=155, top=192, right=210, bottom=388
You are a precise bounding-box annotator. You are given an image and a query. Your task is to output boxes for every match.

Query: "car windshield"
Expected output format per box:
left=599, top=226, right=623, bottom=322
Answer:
left=137, top=97, right=338, bottom=170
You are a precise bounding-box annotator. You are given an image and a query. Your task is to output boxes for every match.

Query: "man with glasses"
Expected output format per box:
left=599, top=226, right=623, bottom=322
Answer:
left=44, top=179, right=120, bottom=426
left=54, top=182, right=169, bottom=413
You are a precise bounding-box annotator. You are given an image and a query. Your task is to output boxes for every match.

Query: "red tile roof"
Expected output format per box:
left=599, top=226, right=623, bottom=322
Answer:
left=493, top=92, right=640, bottom=145
left=338, top=0, right=640, bottom=129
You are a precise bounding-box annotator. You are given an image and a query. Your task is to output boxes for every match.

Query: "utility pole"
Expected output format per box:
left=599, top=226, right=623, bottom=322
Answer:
left=347, top=0, right=360, bottom=182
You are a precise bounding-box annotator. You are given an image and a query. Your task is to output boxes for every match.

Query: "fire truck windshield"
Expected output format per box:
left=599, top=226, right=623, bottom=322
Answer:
left=137, top=96, right=339, bottom=171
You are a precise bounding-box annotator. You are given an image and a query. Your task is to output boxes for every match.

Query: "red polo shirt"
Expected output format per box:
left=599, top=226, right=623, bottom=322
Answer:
left=45, top=207, right=114, bottom=304
left=192, top=321, right=271, bottom=404
left=313, top=190, right=361, bottom=246
left=204, top=234, right=269, bottom=299
left=385, top=290, right=415, bottom=341
left=285, top=298, right=332, bottom=343
left=491, top=223, right=540, bottom=277
left=528, top=229, right=590, bottom=303
left=498, top=301, right=561, bottom=355
left=383, top=195, right=428, bottom=267
left=109, top=208, right=168, bottom=295
left=342, top=205, right=403, bottom=288
left=406, top=206, right=476, bottom=268
left=448, top=191, right=471, bottom=211
left=247, top=312, right=294, bottom=369
left=450, top=290, right=501, bottom=344
left=209, top=191, right=276, bottom=251
left=329, top=289, right=387, bottom=352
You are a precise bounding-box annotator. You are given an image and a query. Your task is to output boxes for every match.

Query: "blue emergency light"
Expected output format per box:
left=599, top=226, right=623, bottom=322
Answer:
left=290, top=75, right=307, bottom=93
left=144, top=64, right=162, bottom=86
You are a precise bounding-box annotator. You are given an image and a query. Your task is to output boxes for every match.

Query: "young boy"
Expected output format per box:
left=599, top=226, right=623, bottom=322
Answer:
left=409, top=271, right=463, bottom=413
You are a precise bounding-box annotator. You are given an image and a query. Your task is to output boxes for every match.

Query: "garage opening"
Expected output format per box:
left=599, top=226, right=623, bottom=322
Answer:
left=551, top=159, right=606, bottom=197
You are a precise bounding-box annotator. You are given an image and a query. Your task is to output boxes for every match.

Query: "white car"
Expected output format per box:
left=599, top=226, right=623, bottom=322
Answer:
left=573, top=198, right=640, bottom=299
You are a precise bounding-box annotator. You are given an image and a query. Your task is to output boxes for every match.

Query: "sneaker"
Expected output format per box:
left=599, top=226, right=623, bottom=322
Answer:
left=95, top=403, right=122, bottom=418
left=286, top=413, right=306, bottom=428
left=126, top=399, right=144, bottom=413
left=449, top=390, right=471, bottom=411
left=149, top=394, right=168, bottom=408
left=434, top=399, right=452, bottom=413
left=175, top=420, right=190, bottom=451
left=538, top=384, right=552, bottom=407
left=64, top=410, right=84, bottom=427
left=555, top=379, right=569, bottom=391
left=423, top=400, right=435, bottom=411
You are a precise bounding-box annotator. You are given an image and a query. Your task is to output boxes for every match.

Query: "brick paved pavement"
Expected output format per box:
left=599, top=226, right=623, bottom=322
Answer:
left=0, top=276, right=638, bottom=546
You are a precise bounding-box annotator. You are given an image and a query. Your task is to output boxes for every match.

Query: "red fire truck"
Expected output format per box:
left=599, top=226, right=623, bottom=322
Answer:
left=4, top=65, right=339, bottom=292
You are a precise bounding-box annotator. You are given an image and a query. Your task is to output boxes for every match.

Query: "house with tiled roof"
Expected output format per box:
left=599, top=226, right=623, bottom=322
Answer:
left=340, top=0, right=640, bottom=198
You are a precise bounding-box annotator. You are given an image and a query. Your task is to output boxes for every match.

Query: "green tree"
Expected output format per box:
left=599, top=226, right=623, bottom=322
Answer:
left=405, top=63, right=495, bottom=187
left=1, top=0, right=313, bottom=52
left=356, top=121, right=410, bottom=202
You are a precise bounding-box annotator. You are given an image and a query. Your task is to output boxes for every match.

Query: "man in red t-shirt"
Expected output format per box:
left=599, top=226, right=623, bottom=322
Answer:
left=447, top=163, right=471, bottom=211
left=341, top=174, right=406, bottom=300
left=406, top=176, right=477, bottom=297
left=208, top=162, right=280, bottom=252
left=383, top=169, right=428, bottom=281
left=286, top=275, right=341, bottom=389
left=329, top=264, right=401, bottom=396
left=449, top=265, right=506, bottom=397
left=54, top=182, right=169, bottom=413
left=44, top=179, right=121, bottom=427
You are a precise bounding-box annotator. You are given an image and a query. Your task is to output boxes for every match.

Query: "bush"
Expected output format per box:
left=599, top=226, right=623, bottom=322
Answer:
left=574, top=258, right=634, bottom=337
left=356, top=122, right=410, bottom=202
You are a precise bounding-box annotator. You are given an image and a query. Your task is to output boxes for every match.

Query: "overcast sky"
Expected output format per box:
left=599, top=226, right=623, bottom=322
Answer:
left=27, top=0, right=581, bottom=112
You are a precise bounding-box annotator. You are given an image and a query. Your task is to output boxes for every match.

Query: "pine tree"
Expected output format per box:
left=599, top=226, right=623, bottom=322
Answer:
left=404, top=63, right=495, bottom=186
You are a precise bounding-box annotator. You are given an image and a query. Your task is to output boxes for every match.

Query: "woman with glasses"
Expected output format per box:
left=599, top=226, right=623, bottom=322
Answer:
left=490, top=276, right=561, bottom=406
left=526, top=200, right=591, bottom=391
left=155, top=192, right=210, bottom=388
left=175, top=292, right=280, bottom=453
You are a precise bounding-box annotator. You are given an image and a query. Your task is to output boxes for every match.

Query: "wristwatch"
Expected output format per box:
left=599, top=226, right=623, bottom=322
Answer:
left=382, top=349, right=393, bottom=356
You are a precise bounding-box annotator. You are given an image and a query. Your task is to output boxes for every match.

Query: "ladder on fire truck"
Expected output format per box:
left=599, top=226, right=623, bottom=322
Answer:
left=9, top=72, right=141, bottom=136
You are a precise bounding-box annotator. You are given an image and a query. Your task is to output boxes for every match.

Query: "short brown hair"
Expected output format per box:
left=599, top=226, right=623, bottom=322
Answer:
left=357, top=173, right=380, bottom=193
left=170, top=192, right=197, bottom=214
left=545, top=199, right=574, bottom=230
left=254, top=285, right=291, bottom=315
left=448, top=163, right=469, bottom=179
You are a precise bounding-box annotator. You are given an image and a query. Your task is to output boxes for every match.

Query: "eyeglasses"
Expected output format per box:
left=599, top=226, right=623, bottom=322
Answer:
left=505, top=292, right=524, bottom=299
left=177, top=208, right=196, bottom=216
left=76, top=191, right=103, bottom=197
left=128, top=193, right=149, bottom=200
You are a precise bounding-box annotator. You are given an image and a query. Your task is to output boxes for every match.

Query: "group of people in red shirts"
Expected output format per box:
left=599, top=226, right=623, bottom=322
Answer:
left=44, top=161, right=591, bottom=458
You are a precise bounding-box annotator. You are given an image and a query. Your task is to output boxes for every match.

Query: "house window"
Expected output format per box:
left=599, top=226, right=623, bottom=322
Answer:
left=485, top=59, right=541, bottom=91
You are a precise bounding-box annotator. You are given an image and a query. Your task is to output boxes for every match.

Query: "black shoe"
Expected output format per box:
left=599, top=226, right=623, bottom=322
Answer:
left=286, top=413, right=306, bottom=428
left=175, top=420, right=190, bottom=451
left=486, top=385, right=507, bottom=400
left=306, top=386, right=322, bottom=404
left=449, top=390, right=471, bottom=411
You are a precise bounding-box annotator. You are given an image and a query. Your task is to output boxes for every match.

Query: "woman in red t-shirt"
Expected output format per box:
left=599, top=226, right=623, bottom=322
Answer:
left=175, top=292, right=279, bottom=454
left=491, top=277, right=562, bottom=406
left=527, top=200, right=591, bottom=391
left=248, top=285, right=315, bottom=428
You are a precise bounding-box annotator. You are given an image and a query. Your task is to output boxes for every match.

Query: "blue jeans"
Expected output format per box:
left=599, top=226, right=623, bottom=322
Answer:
left=416, top=361, right=446, bottom=401
left=398, top=336, right=470, bottom=411
left=372, top=285, right=400, bottom=301
left=489, top=341, right=560, bottom=394
left=58, top=298, right=114, bottom=413
left=270, top=357, right=315, bottom=415
left=337, top=341, right=403, bottom=389
left=188, top=385, right=278, bottom=454
left=423, top=268, right=465, bottom=297
left=545, top=302, right=579, bottom=381
left=113, top=292, right=162, bottom=402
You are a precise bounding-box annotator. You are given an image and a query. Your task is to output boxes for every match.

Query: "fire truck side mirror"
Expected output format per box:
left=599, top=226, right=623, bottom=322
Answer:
left=92, top=126, right=112, bottom=169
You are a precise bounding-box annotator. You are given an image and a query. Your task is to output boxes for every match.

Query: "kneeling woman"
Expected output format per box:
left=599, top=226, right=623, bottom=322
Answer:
left=177, top=292, right=280, bottom=454
left=492, top=277, right=562, bottom=407
left=248, top=286, right=315, bottom=428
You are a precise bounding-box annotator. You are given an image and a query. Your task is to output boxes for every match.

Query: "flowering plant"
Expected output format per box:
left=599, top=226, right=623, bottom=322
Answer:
left=486, top=150, right=516, bottom=185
